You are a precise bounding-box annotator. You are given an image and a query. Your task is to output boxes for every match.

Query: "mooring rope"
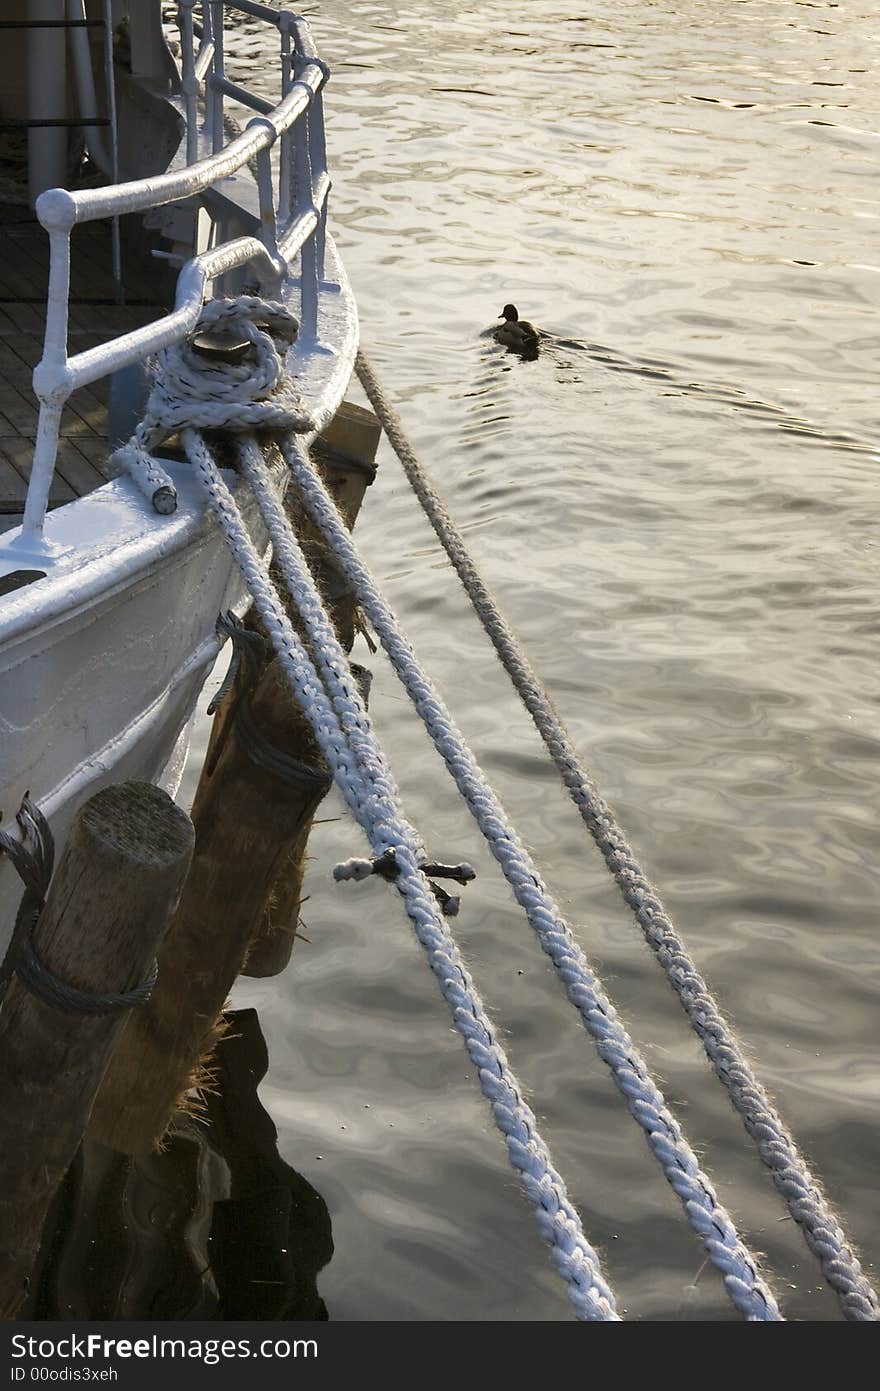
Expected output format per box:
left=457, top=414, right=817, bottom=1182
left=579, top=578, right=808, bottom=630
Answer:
left=179, top=426, right=618, bottom=1322
left=354, top=349, right=880, bottom=1322
left=123, top=294, right=784, bottom=1319
left=248, top=431, right=782, bottom=1322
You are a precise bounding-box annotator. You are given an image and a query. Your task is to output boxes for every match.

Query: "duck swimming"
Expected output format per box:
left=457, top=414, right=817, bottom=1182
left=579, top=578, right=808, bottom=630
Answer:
left=494, top=303, right=540, bottom=354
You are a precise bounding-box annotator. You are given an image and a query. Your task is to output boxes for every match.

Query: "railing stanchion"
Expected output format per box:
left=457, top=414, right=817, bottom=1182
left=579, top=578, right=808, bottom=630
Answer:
left=291, top=18, right=329, bottom=282
left=22, top=212, right=73, bottom=542
left=102, top=0, right=123, bottom=302
left=292, top=87, right=318, bottom=340
left=209, top=0, right=225, bottom=153
left=278, top=13, right=293, bottom=223
left=178, top=0, right=199, bottom=165
left=252, top=131, right=281, bottom=286
left=310, top=81, right=329, bottom=280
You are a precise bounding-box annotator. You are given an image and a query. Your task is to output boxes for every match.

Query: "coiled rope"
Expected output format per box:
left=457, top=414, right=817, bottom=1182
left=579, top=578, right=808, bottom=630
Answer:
left=354, top=349, right=880, bottom=1323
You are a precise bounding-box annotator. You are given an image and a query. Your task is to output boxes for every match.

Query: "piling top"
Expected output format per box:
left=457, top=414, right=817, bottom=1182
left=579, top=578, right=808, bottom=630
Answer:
left=79, top=783, right=195, bottom=867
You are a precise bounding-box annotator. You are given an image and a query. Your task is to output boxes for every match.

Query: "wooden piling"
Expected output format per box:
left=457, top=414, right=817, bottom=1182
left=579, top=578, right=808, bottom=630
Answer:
left=311, top=400, right=382, bottom=528
left=0, top=782, right=195, bottom=1319
left=88, top=659, right=332, bottom=1154
left=242, top=402, right=381, bottom=978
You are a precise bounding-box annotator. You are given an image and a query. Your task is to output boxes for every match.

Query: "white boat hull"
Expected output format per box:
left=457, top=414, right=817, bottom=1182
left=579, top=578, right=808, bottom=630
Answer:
left=0, top=459, right=265, bottom=953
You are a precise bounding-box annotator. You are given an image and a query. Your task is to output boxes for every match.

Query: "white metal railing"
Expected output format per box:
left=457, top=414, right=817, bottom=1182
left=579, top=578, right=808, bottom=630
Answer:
left=20, top=3, right=333, bottom=545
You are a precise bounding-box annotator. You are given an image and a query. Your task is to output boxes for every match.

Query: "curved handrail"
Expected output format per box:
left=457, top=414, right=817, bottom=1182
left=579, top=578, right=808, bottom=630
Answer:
left=19, top=4, right=335, bottom=545
left=35, top=62, right=326, bottom=230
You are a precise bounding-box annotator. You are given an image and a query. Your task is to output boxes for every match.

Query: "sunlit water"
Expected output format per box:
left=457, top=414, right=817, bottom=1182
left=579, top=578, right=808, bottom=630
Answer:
left=182, top=1, right=880, bottom=1320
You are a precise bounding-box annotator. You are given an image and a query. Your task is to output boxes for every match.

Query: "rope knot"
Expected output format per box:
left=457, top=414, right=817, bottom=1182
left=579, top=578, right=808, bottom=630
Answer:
left=332, top=847, right=476, bottom=917
left=150, top=295, right=303, bottom=436
left=113, top=295, right=311, bottom=514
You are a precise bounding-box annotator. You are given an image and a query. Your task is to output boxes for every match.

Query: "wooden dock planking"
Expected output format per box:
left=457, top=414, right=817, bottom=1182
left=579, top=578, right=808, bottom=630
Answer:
left=0, top=436, right=74, bottom=511
left=55, top=442, right=109, bottom=498
left=0, top=452, right=28, bottom=513
left=0, top=213, right=164, bottom=514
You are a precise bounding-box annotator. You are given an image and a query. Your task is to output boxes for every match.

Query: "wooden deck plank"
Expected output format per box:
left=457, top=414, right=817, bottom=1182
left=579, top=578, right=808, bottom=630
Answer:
left=71, top=435, right=112, bottom=480
left=3, top=333, right=109, bottom=438
left=0, top=436, right=74, bottom=509
left=0, top=385, right=38, bottom=434
left=0, top=453, right=28, bottom=513
left=0, top=302, right=45, bottom=335
left=7, top=221, right=159, bottom=309
left=55, top=442, right=109, bottom=497
left=0, top=240, right=48, bottom=299
left=70, top=436, right=111, bottom=481
left=0, top=342, right=33, bottom=387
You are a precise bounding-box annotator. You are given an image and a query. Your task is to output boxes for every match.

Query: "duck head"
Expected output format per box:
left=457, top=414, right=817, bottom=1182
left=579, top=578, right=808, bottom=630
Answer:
left=499, top=304, right=520, bottom=323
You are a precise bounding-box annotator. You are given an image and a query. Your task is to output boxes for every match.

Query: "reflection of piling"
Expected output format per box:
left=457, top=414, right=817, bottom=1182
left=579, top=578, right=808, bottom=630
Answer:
left=90, top=404, right=381, bottom=1149
left=0, top=783, right=194, bottom=1318
left=27, top=1010, right=333, bottom=1319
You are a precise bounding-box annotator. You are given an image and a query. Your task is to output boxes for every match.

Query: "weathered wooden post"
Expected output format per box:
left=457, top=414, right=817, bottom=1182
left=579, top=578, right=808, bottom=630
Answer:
left=88, top=659, right=331, bottom=1154
left=243, top=402, right=381, bottom=977
left=0, top=782, right=195, bottom=1318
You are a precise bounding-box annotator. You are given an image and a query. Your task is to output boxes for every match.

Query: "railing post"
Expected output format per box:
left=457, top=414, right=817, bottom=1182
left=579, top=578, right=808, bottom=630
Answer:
left=292, top=17, right=330, bottom=284
left=27, top=0, right=69, bottom=201
left=284, top=30, right=320, bottom=339
left=21, top=193, right=76, bottom=543
left=309, top=74, right=329, bottom=281
left=278, top=12, right=294, bottom=224
left=102, top=0, right=123, bottom=303
left=249, top=121, right=281, bottom=282
left=178, top=0, right=199, bottom=165
left=67, top=0, right=111, bottom=172
left=209, top=0, right=225, bottom=153
left=291, top=89, right=317, bottom=340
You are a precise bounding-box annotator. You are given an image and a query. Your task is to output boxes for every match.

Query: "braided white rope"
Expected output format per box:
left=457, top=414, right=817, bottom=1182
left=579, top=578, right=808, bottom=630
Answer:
left=250, top=433, right=781, bottom=1322
left=108, top=443, right=177, bottom=514
left=355, top=350, right=880, bottom=1323
left=180, top=425, right=619, bottom=1323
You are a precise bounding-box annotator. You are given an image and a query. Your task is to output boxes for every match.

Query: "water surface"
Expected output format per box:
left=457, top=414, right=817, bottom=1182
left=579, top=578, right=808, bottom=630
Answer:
left=184, top=0, right=880, bottom=1320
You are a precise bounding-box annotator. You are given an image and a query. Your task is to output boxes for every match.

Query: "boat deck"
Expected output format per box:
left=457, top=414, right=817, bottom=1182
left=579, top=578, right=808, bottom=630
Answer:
left=0, top=211, right=162, bottom=515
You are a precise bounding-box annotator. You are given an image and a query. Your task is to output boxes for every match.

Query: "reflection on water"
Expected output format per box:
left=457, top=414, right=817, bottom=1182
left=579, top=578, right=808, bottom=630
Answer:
left=29, top=1011, right=332, bottom=1320
left=181, top=1, right=880, bottom=1319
